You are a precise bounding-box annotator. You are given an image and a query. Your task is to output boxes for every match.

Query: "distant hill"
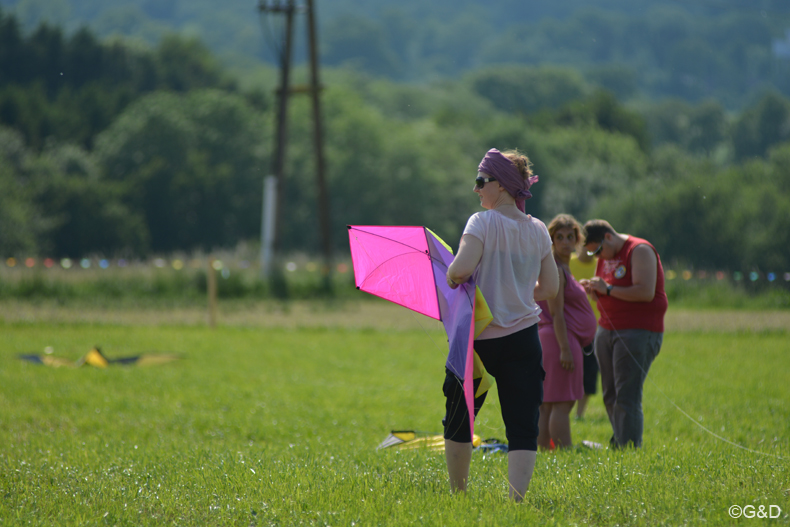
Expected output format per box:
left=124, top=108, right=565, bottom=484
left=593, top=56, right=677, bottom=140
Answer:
left=3, top=0, right=790, bottom=107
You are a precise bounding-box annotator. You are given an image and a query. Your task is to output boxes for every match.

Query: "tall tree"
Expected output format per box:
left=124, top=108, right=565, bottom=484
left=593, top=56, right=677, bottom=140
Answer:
left=94, top=89, right=266, bottom=253
left=732, top=91, right=790, bottom=161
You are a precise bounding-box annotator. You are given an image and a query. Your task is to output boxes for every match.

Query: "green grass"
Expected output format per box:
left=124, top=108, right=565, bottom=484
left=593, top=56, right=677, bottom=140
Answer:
left=1, top=321, right=788, bottom=525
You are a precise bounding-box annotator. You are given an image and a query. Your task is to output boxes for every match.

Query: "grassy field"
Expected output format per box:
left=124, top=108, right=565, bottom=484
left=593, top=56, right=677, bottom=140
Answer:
left=1, top=301, right=788, bottom=526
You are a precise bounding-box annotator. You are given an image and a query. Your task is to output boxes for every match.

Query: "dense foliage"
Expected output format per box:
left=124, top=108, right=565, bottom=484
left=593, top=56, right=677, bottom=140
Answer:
left=0, top=12, right=234, bottom=149
left=1, top=8, right=789, bottom=276
left=3, top=0, right=790, bottom=107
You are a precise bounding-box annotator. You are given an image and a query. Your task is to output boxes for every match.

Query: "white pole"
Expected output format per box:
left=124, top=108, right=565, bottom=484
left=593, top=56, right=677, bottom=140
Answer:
left=207, top=257, right=218, bottom=328
left=260, top=175, right=278, bottom=278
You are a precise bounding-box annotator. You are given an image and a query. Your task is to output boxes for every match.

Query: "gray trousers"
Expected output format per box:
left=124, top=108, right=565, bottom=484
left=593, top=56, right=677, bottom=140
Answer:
left=594, top=327, right=663, bottom=448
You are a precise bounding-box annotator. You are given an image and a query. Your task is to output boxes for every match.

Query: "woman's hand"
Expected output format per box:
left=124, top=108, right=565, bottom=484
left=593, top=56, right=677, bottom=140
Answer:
left=559, top=347, right=574, bottom=371
left=446, top=274, right=460, bottom=289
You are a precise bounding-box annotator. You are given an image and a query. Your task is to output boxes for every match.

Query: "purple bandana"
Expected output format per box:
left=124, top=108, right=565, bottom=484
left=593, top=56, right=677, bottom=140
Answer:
left=478, top=148, right=539, bottom=213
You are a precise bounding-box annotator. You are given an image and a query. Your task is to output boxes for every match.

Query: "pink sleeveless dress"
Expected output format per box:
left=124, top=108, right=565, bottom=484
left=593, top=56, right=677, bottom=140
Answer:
left=537, top=263, right=597, bottom=402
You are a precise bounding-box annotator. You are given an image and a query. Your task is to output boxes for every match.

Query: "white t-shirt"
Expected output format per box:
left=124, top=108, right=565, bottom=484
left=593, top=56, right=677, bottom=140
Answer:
left=463, top=210, right=552, bottom=340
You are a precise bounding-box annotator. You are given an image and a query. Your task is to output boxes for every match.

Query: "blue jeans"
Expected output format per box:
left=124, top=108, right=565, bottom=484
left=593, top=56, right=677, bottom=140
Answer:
left=594, top=327, right=663, bottom=448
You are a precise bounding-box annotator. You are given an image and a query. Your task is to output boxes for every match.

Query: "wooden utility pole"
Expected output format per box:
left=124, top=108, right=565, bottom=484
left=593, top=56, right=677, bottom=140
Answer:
left=258, top=0, right=333, bottom=291
left=305, top=0, right=333, bottom=290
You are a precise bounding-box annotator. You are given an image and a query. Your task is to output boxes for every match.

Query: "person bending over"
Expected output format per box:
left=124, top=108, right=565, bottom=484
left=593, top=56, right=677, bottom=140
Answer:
left=579, top=220, right=667, bottom=448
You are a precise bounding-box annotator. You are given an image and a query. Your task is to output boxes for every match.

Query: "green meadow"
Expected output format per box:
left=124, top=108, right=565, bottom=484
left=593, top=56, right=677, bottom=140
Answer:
left=1, top=302, right=788, bottom=526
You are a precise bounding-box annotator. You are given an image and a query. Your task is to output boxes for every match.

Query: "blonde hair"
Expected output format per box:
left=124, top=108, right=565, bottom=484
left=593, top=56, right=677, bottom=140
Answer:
left=501, top=149, right=533, bottom=181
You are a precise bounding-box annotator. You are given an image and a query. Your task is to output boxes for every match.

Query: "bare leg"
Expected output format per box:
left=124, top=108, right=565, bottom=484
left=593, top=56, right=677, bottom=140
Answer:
left=445, top=439, right=472, bottom=493
left=576, top=394, right=590, bottom=418
left=549, top=401, right=576, bottom=448
left=537, top=403, right=552, bottom=449
left=508, top=450, right=537, bottom=502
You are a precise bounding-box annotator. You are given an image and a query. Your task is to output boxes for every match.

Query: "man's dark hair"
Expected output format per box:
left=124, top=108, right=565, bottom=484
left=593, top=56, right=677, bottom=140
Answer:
left=583, top=219, right=616, bottom=245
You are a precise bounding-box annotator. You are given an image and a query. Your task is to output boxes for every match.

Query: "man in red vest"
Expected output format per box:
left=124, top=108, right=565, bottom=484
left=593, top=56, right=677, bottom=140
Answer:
left=579, top=219, right=668, bottom=448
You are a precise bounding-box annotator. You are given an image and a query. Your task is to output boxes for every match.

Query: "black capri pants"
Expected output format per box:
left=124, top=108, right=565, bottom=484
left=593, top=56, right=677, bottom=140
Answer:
left=443, top=324, right=545, bottom=451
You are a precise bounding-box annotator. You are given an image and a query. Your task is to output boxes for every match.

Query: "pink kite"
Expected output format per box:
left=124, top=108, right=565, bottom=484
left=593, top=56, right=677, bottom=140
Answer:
left=347, top=225, right=485, bottom=438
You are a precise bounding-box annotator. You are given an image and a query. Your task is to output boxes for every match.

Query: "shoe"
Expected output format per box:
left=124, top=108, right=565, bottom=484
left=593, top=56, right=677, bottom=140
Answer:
left=581, top=440, right=603, bottom=450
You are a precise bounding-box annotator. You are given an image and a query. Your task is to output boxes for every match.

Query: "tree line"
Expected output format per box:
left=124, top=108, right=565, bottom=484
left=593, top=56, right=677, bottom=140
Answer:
left=1, top=10, right=789, bottom=274
left=322, top=4, right=790, bottom=107
left=7, top=0, right=790, bottom=108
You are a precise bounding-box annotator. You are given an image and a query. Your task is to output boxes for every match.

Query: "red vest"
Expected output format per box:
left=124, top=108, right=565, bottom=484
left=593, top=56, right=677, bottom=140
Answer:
left=595, top=236, right=667, bottom=332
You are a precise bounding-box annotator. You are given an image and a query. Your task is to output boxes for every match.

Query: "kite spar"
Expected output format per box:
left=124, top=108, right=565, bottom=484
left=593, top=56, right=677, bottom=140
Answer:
left=347, top=225, right=492, bottom=438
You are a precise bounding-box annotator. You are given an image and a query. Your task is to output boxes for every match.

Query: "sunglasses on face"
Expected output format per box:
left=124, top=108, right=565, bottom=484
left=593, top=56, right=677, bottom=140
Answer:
left=475, top=176, right=496, bottom=189
left=587, top=242, right=604, bottom=257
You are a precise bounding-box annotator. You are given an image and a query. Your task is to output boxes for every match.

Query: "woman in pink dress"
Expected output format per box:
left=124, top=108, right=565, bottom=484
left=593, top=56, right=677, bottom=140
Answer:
left=537, top=214, right=597, bottom=449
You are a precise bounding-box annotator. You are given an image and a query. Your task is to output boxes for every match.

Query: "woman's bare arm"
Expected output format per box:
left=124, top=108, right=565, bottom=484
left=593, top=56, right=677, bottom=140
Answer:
left=533, top=252, right=559, bottom=301
left=446, top=234, right=483, bottom=288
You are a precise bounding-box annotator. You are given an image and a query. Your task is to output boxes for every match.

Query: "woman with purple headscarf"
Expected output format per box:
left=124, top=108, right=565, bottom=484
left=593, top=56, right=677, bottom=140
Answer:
left=445, top=148, right=559, bottom=501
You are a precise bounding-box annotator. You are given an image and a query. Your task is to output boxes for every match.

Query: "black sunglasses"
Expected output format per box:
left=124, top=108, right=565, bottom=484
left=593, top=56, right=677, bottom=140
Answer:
left=587, top=242, right=604, bottom=257
left=475, top=176, right=496, bottom=189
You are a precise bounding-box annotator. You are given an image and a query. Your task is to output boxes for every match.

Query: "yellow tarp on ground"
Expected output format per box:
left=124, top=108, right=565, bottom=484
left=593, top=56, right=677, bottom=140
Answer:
left=376, top=430, right=483, bottom=451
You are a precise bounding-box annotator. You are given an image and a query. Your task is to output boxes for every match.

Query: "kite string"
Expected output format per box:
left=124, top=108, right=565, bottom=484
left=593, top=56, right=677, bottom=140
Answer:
left=596, top=303, right=785, bottom=460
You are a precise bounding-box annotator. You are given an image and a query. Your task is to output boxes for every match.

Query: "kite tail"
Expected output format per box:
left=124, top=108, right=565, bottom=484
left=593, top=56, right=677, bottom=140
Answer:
left=463, top=302, right=476, bottom=439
